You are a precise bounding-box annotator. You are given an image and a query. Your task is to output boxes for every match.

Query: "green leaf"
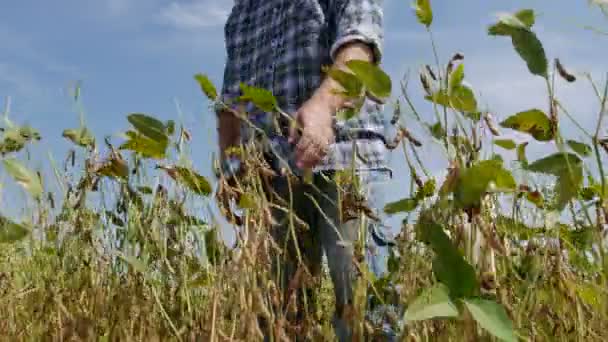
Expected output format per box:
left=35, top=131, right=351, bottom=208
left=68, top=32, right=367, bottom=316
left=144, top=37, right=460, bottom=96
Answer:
left=428, top=122, right=446, bottom=140
left=488, top=10, right=547, bottom=78
left=119, top=131, right=168, bottom=160
left=161, top=166, right=212, bottom=196
left=494, top=139, right=517, bottom=150
left=165, top=120, right=176, bottom=136
left=345, top=60, right=392, bottom=100
left=527, top=153, right=583, bottom=210
left=194, top=73, right=218, bottom=100
left=414, top=0, right=433, bottom=27
left=127, top=113, right=169, bottom=144
left=464, top=299, right=517, bottom=342
left=239, top=84, right=278, bottom=112
left=97, top=157, right=129, bottom=180
left=567, top=140, right=592, bottom=157
left=453, top=159, right=517, bottom=208
left=500, top=109, right=554, bottom=141
left=426, top=86, right=477, bottom=113
left=0, top=217, right=29, bottom=243
left=326, top=67, right=364, bottom=98
left=3, top=158, right=43, bottom=199
left=404, top=284, right=459, bottom=322
left=417, top=223, right=479, bottom=298
left=62, top=127, right=95, bottom=148
left=449, top=63, right=465, bottom=94
left=511, top=29, right=548, bottom=78
left=384, top=198, right=419, bottom=214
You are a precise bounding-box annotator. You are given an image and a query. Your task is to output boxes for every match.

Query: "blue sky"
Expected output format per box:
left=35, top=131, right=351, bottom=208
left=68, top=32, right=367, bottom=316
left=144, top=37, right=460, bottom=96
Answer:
left=1, top=0, right=607, bottom=233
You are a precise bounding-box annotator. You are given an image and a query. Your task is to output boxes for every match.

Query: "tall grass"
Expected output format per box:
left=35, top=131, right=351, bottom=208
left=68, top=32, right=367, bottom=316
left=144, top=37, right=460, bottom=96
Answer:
left=1, top=2, right=608, bottom=341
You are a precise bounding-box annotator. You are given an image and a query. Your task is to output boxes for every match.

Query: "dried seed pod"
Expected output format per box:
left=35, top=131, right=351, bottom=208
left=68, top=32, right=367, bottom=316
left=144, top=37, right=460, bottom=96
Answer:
left=483, top=112, right=501, bottom=136
left=425, top=65, right=437, bottom=81
left=419, top=73, right=432, bottom=96
left=390, top=100, right=401, bottom=125
left=447, top=52, right=465, bottom=74
left=555, top=58, right=576, bottom=83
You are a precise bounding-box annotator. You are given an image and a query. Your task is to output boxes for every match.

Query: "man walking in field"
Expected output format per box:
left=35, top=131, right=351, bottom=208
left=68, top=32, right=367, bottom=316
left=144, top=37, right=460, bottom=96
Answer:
left=216, top=0, right=397, bottom=340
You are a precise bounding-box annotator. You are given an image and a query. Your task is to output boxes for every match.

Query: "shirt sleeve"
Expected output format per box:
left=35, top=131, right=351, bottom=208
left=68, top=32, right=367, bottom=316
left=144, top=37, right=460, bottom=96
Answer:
left=329, top=0, right=384, bottom=64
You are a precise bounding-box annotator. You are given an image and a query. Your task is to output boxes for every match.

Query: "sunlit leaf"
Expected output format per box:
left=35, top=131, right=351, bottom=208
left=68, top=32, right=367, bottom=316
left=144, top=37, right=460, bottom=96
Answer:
left=500, top=109, right=553, bottom=141
left=384, top=198, right=419, bottom=214
left=96, top=156, right=129, bottom=180
left=0, top=217, right=29, bottom=243
left=326, top=67, right=363, bottom=98
left=428, top=122, right=446, bottom=140
left=527, top=152, right=583, bottom=210
left=62, top=127, right=95, bottom=148
left=464, top=299, right=517, bottom=342
left=517, top=142, right=529, bottom=167
left=426, top=86, right=477, bottom=113
left=417, top=223, right=479, bottom=298
left=449, top=63, right=465, bottom=94
left=567, top=140, right=592, bottom=157
left=404, top=284, right=459, bottom=322
left=160, top=165, right=212, bottom=196
left=494, top=139, right=517, bottom=150
left=127, top=113, right=169, bottom=144
left=414, top=0, right=433, bottom=27
left=119, top=131, right=168, bottom=160
left=453, top=159, right=516, bottom=208
left=511, top=29, right=549, bottom=78
left=239, top=84, right=278, bottom=112
left=194, top=73, right=218, bottom=100
left=345, top=60, right=392, bottom=100
left=3, top=158, right=43, bottom=199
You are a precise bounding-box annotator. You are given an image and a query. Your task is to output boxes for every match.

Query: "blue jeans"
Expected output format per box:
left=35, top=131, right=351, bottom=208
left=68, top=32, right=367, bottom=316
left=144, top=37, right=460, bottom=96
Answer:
left=264, top=170, right=397, bottom=341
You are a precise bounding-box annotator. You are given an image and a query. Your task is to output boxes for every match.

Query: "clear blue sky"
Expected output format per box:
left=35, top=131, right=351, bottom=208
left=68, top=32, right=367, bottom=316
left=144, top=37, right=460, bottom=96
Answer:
left=1, top=0, right=606, bottom=231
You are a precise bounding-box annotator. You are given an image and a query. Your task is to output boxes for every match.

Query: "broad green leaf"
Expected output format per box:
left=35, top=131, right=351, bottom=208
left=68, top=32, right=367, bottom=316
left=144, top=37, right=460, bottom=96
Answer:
left=527, top=153, right=583, bottom=210
left=161, top=166, right=212, bottom=196
left=417, top=223, right=479, bottom=298
left=326, top=67, right=363, bottom=98
left=3, top=158, right=43, bottom=198
left=96, top=157, right=129, bottom=180
left=194, top=73, right=218, bottom=100
left=345, top=60, right=392, bottom=100
left=428, top=122, right=446, bottom=140
left=414, top=0, right=433, bottom=27
left=489, top=10, right=547, bottom=78
left=0, top=217, right=29, bottom=243
left=127, top=113, right=169, bottom=144
left=384, top=198, right=418, bottom=214
left=0, top=125, right=41, bottom=154
left=415, top=179, right=437, bottom=200
left=511, top=29, right=548, bottom=78
left=62, top=127, right=95, bottom=148
left=449, top=64, right=465, bottom=94
left=239, top=84, right=278, bottom=112
left=453, top=159, right=516, bottom=208
left=426, top=87, right=477, bottom=113
left=464, top=299, right=517, bottom=342
left=494, top=139, right=517, bottom=150
left=500, top=109, right=553, bottom=141
left=119, top=131, right=168, bottom=159
left=567, top=140, right=592, bottom=157
left=404, top=284, right=459, bottom=322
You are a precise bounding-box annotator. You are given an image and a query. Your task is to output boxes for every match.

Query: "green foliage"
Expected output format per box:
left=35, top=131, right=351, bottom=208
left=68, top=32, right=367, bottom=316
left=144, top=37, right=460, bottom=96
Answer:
left=194, top=73, right=218, bottom=100
left=120, top=131, right=168, bottom=159
left=527, top=152, right=584, bottom=210
left=239, top=83, right=278, bottom=112
left=488, top=9, right=548, bottom=78
left=3, top=158, right=43, bottom=199
left=464, top=299, right=517, bottom=342
left=159, top=165, right=212, bottom=196
left=385, top=198, right=418, bottom=214
left=0, top=216, right=29, bottom=243
left=500, top=109, right=554, bottom=141
left=0, top=124, right=41, bottom=155
left=325, top=66, right=364, bottom=98
left=345, top=60, right=392, bottom=100
left=62, top=126, right=95, bottom=148
left=567, top=140, right=592, bottom=157
left=414, top=0, right=433, bottom=27
left=494, top=139, right=517, bottom=150
left=404, top=284, right=459, bottom=321
left=453, top=159, right=516, bottom=208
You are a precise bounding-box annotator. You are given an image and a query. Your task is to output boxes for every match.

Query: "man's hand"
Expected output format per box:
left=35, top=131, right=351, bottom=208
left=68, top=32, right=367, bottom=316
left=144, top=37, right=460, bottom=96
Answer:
left=289, top=95, right=336, bottom=169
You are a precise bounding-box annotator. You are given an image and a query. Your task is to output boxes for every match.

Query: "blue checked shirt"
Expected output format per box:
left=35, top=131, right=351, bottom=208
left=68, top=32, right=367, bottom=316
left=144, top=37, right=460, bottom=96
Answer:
left=219, top=0, right=390, bottom=176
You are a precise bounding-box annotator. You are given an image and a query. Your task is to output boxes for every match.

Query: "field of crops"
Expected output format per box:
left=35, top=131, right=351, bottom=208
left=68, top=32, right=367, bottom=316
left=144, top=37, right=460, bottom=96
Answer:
left=1, top=2, right=608, bottom=341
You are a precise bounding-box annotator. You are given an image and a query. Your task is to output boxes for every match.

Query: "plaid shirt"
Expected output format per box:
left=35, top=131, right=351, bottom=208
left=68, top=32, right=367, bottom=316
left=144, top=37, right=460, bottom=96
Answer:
left=219, top=0, right=390, bottom=176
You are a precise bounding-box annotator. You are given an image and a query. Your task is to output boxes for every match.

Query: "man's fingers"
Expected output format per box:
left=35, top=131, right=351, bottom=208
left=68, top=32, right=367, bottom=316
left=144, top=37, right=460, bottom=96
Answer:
left=296, top=136, right=325, bottom=169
